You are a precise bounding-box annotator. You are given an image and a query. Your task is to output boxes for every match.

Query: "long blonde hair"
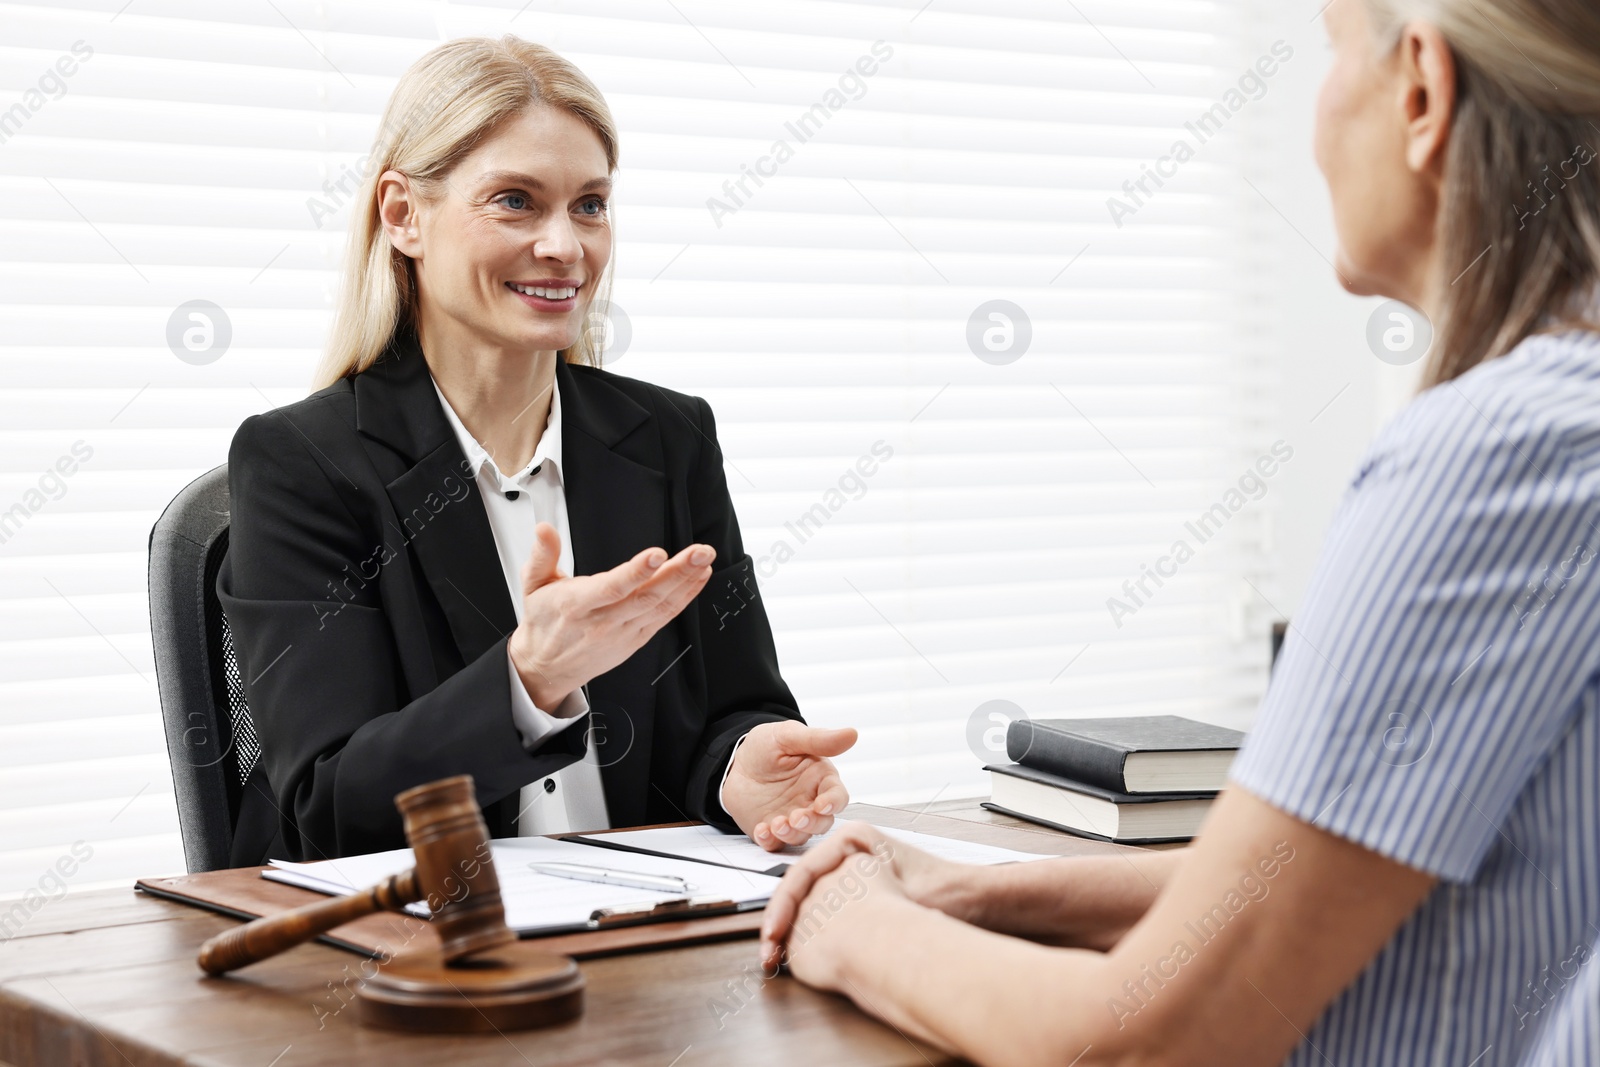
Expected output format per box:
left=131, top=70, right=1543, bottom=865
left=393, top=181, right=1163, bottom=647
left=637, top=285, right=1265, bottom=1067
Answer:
left=1362, top=0, right=1600, bottom=387
left=313, top=36, right=619, bottom=390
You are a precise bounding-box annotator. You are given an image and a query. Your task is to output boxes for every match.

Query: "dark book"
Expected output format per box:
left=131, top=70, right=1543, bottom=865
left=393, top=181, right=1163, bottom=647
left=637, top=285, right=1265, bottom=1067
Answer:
left=983, top=764, right=1214, bottom=844
left=1006, top=715, right=1243, bottom=794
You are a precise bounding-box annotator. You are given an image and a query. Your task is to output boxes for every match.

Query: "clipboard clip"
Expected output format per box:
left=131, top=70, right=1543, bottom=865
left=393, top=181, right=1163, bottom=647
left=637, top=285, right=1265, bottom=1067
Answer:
left=588, top=896, right=739, bottom=928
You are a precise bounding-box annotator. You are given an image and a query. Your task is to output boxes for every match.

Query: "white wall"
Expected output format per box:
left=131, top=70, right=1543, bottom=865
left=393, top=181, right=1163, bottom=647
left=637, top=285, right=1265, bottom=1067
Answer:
left=1252, top=0, right=1425, bottom=621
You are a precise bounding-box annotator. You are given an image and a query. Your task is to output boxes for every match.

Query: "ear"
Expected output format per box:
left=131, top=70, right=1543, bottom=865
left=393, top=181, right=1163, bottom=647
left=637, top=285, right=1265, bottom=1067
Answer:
left=1396, top=22, right=1457, bottom=177
left=376, top=169, right=424, bottom=258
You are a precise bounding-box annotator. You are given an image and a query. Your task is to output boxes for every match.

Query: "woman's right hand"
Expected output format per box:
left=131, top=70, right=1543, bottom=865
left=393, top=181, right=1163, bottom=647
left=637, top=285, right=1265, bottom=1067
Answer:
left=507, top=522, right=715, bottom=710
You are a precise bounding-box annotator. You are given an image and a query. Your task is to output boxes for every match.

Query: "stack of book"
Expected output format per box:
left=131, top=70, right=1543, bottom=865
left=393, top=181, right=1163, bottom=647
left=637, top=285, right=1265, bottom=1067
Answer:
left=982, top=715, right=1244, bottom=844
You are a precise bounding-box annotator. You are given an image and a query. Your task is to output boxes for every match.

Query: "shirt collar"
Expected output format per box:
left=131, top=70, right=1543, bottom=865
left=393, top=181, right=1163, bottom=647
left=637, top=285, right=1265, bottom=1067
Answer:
left=430, top=375, right=564, bottom=492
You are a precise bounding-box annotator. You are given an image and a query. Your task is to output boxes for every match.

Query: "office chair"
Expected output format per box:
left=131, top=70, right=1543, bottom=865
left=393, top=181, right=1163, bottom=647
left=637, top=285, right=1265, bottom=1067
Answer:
left=148, top=463, right=264, bottom=872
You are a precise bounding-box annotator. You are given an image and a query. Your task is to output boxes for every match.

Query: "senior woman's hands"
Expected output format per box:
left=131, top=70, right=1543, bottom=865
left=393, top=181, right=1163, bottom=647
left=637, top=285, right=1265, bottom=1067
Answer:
left=758, top=821, right=971, bottom=975
left=508, top=522, right=715, bottom=709
left=756, top=821, right=1184, bottom=977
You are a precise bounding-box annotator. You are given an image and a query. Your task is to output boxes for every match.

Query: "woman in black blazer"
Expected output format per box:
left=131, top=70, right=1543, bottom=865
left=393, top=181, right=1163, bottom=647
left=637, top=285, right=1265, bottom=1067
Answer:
left=218, top=36, right=854, bottom=866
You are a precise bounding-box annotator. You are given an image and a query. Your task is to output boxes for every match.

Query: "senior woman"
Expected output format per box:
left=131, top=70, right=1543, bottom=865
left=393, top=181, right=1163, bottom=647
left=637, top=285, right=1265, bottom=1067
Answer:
left=760, top=1, right=1600, bottom=1064
left=219, top=37, right=854, bottom=866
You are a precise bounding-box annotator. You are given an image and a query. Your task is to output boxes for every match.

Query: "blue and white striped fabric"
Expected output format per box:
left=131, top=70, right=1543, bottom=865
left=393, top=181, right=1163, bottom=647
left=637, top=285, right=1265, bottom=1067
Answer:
left=1231, top=326, right=1600, bottom=1066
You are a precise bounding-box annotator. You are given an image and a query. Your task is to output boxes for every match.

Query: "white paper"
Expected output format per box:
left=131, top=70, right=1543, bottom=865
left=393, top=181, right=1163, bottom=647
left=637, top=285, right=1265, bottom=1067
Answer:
left=262, top=822, right=1052, bottom=934
left=580, top=822, right=1057, bottom=873
left=264, top=837, right=780, bottom=935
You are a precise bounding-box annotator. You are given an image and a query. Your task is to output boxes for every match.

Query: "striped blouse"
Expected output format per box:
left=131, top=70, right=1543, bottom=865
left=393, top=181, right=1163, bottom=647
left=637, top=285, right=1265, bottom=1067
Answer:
left=1230, top=325, right=1600, bottom=1066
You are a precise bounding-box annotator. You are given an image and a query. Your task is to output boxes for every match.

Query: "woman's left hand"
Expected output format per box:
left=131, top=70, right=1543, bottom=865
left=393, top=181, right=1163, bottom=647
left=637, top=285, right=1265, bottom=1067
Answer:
left=721, top=721, right=858, bottom=850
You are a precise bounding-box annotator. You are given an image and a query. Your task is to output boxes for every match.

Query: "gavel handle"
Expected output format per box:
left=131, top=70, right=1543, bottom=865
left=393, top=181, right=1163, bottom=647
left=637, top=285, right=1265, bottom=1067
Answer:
left=197, top=868, right=422, bottom=976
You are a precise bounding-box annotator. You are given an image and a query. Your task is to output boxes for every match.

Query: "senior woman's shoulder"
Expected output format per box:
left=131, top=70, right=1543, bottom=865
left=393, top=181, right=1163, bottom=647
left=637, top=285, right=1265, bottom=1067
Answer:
left=1372, top=327, right=1600, bottom=485
left=1442, top=327, right=1600, bottom=443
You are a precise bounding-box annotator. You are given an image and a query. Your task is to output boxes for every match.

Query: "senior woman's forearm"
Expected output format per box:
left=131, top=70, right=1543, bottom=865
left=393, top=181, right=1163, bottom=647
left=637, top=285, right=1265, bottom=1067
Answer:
left=947, top=848, right=1184, bottom=949
left=836, top=897, right=1123, bottom=1067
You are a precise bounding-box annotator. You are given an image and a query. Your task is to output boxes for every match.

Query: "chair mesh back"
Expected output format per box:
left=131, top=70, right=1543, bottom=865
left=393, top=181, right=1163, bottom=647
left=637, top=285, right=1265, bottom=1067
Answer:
left=199, top=526, right=260, bottom=790
left=217, top=608, right=261, bottom=786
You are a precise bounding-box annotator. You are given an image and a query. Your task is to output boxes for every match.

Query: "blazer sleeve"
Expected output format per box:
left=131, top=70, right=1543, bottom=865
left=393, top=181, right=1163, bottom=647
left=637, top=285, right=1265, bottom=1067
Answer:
left=679, top=395, right=806, bottom=831
left=217, top=410, right=588, bottom=861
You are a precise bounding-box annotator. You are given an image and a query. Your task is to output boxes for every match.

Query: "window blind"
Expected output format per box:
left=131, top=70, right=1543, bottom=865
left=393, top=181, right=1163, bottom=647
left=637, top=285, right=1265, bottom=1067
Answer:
left=0, top=0, right=1279, bottom=898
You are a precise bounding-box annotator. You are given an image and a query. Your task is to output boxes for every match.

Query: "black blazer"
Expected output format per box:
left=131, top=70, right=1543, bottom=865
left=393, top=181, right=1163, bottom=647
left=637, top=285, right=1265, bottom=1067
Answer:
left=218, top=327, right=802, bottom=865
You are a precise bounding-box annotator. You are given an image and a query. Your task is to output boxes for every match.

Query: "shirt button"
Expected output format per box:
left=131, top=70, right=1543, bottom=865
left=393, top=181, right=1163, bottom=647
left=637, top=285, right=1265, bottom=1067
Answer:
left=543, top=778, right=556, bottom=794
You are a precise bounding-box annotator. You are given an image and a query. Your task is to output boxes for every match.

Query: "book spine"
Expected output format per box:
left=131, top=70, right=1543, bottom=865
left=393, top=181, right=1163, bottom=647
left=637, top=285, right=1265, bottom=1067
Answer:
left=1005, top=721, right=1130, bottom=792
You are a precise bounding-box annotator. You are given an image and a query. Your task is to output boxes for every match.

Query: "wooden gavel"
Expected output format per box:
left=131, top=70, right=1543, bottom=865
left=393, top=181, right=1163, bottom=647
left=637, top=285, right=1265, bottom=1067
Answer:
left=197, top=773, right=585, bottom=1032
left=198, top=774, right=515, bottom=975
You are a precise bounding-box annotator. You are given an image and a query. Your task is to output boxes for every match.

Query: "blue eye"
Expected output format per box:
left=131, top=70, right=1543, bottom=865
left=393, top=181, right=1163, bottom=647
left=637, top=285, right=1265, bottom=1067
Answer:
left=499, top=193, right=528, bottom=211
left=577, top=198, right=607, bottom=217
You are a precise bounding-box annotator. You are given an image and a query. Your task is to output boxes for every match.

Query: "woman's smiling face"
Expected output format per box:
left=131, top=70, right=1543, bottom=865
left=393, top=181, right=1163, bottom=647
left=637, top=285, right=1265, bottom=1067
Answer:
left=384, top=105, right=613, bottom=355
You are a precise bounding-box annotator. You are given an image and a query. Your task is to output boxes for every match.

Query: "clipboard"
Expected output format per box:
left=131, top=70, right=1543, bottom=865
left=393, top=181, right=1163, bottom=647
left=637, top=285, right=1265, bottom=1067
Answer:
left=560, top=833, right=793, bottom=878
left=134, top=825, right=768, bottom=962
left=588, top=895, right=745, bottom=927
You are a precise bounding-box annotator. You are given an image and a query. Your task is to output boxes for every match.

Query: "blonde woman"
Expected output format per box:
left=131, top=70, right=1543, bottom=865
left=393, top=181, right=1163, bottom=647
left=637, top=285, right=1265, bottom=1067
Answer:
left=218, top=38, right=854, bottom=865
left=761, top=1, right=1600, bottom=1064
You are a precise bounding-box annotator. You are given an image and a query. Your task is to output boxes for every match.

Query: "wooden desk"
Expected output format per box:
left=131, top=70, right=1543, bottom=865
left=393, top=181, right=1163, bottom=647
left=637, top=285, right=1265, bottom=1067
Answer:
left=0, top=802, right=1140, bottom=1067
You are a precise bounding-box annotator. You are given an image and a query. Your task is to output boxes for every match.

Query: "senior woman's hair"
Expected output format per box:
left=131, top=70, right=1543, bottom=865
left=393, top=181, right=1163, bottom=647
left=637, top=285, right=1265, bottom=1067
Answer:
left=1362, top=0, right=1600, bottom=387
left=313, top=36, right=619, bottom=389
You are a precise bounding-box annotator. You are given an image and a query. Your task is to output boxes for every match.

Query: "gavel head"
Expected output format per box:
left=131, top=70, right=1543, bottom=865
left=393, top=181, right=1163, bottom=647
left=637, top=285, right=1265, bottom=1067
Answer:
left=396, top=775, right=517, bottom=963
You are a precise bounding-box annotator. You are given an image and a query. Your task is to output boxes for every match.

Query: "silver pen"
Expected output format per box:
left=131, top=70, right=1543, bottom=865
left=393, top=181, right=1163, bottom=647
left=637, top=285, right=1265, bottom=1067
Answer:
left=528, top=861, right=697, bottom=893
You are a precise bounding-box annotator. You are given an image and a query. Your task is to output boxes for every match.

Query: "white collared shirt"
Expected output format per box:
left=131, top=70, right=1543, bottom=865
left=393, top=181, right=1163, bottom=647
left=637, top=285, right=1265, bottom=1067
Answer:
left=430, top=375, right=610, bottom=837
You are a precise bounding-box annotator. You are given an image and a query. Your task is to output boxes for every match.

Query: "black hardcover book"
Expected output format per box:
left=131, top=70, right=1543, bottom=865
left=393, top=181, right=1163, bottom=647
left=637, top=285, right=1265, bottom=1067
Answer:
left=1006, top=715, right=1244, bottom=794
left=983, top=764, right=1214, bottom=844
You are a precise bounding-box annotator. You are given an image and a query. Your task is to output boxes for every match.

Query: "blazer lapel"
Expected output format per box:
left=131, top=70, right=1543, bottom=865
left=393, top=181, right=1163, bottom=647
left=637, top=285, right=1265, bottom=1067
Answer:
left=355, top=329, right=517, bottom=667
left=389, top=446, right=515, bottom=662
left=557, top=360, right=667, bottom=580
